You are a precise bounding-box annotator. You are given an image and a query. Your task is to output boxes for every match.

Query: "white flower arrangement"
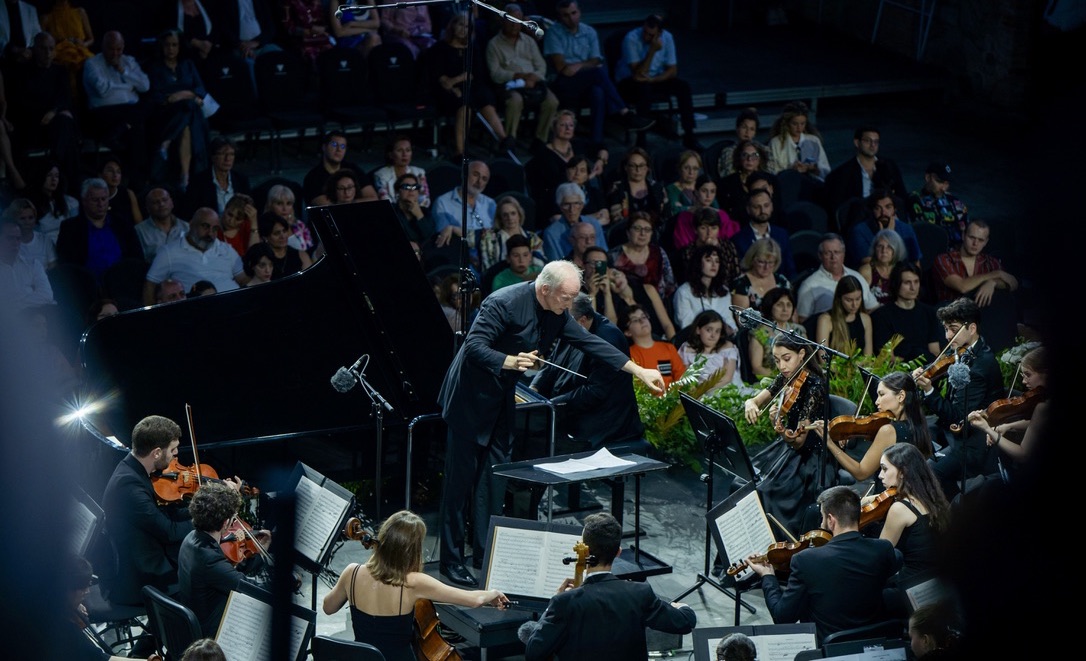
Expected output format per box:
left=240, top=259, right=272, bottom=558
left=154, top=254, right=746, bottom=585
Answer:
left=998, top=340, right=1041, bottom=366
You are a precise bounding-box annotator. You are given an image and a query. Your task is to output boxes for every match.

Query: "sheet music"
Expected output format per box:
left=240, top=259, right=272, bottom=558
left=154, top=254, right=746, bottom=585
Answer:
left=484, top=526, right=583, bottom=599
left=534, top=448, right=635, bottom=475
left=714, top=489, right=775, bottom=578
left=906, top=577, right=950, bottom=611
left=215, top=590, right=309, bottom=661
left=70, top=498, right=97, bottom=557
left=705, top=632, right=817, bottom=661
left=826, top=647, right=907, bottom=660
left=293, top=474, right=350, bottom=564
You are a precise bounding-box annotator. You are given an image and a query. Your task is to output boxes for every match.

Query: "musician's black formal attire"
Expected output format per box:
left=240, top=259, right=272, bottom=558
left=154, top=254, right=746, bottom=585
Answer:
left=437, top=281, right=630, bottom=570
left=529, top=311, right=644, bottom=448
left=522, top=572, right=697, bottom=660
left=177, top=529, right=265, bottom=637
left=922, top=337, right=1003, bottom=499
left=101, top=453, right=193, bottom=606
left=759, top=531, right=902, bottom=643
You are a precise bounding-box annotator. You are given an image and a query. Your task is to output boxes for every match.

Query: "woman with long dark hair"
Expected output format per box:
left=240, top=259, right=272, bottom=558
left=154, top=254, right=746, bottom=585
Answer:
left=672, top=243, right=735, bottom=333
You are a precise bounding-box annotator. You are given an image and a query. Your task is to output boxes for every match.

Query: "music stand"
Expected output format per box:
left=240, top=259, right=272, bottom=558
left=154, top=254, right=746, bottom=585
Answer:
left=672, top=394, right=756, bottom=615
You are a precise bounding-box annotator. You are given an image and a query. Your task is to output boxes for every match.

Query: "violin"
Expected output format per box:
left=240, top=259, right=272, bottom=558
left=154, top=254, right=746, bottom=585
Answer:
left=774, top=369, right=810, bottom=441
left=824, top=410, right=895, bottom=444
left=916, top=345, right=967, bottom=382
left=151, top=457, right=258, bottom=505
left=859, top=487, right=897, bottom=529
left=980, top=387, right=1047, bottom=427
left=725, top=529, right=832, bottom=579
left=220, top=516, right=270, bottom=566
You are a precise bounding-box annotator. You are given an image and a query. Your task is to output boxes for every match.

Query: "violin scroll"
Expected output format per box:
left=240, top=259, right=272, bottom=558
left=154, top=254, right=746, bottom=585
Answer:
left=344, top=517, right=378, bottom=549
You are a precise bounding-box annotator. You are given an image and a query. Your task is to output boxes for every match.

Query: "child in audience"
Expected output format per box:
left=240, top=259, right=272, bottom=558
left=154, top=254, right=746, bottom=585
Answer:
left=678, top=310, right=740, bottom=392
left=622, top=303, right=685, bottom=392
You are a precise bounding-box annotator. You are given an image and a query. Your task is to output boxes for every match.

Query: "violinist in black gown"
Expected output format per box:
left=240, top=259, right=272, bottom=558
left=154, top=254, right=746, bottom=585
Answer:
left=743, top=334, right=833, bottom=537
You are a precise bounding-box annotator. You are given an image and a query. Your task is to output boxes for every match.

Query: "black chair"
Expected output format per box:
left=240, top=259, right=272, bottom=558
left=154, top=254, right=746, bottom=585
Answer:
left=794, top=649, right=824, bottom=660
left=834, top=197, right=867, bottom=234
left=84, top=583, right=149, bottom=656
left=776, top=168, right=807, bottom=212
left=316, top=48, right=391, bottom=146
left=480, top=258, right=508, bottom=297
left=426, top=162, right=463, bottom=201
left=484, top=157, right=527, bottom=196
left=789, top=229, right=824, bottom=276
left=702, top=139, right=734, bottom=181
left=201, top=51, right=276, bottom=161
left=141, top=585, right=202, bottom=661
left=102, top=257, right=150, bottom=311
left=786, top=201, right=829, bottom=234
left=367, top=42, right=439, bottom=144
left=821, top=618, right=907, bottom=648
left=253, top=50, right=327, bottom=172
left=651, top=143, right=686, bottom=186
left=310, top=634, right=386, bottom=660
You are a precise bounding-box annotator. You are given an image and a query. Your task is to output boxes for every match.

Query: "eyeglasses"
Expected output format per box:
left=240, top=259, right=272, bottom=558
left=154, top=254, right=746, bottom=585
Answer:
left=754, top=258, right=775, bottom=266
left=741, top=152, right=760, bottom=160
left=560, top=201, right=584, bottom=207
left=336, top=184, right=356, bottom=192
left=860, top=137, right=880, bottom=145
left=399, top=183, right=420, bottom=191
left=327, top=141, right=347, bottom=149
left=630, top=225, right=653, bottom=234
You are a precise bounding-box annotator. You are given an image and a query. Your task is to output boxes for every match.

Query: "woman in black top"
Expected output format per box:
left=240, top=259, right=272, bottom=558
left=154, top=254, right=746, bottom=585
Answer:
left=257, top=213, right=312, bottom=279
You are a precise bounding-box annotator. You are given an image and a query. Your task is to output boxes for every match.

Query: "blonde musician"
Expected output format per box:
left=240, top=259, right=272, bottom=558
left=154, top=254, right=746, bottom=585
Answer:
left=322, top=510, right=508, bottom=661
left=518, top=513, right=695, bottom=660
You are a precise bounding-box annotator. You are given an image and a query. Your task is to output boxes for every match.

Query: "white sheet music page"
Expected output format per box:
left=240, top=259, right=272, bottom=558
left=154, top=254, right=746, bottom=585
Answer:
left=714, top=489, right=775, bottom=578
left=534, top=447, right=635, bottom=475
left=484, top=526, right=582, bottom=599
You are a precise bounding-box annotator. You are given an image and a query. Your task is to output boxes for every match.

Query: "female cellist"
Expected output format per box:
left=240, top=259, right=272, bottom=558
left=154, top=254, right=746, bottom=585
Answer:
left=967, top=345, right=1049, bottom=483
left=743, top=334, right=831, bottom=537
left=322, top=510, right=509, bottom=661
left=811, top=371, right=933, bottom=485
left=868, top=443, right=951, bottom=617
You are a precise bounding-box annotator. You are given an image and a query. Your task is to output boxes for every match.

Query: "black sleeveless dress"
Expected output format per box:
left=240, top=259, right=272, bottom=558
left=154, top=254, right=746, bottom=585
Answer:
left=348, top=566, right=415, bottom=661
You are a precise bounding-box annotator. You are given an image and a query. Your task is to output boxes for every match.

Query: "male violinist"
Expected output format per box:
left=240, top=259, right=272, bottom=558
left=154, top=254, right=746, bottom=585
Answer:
left=747, top=486, right=902, bottom=644
left=101, top=415, right=242, bottom=608
left=911, top=296, right=1004, bottom=501
left=518, top=512, right=696, bottom=660
left=177, top=481, right=272, bottom=637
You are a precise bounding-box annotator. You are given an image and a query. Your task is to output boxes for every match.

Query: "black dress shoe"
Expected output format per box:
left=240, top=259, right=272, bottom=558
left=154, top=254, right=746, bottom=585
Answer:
left=440, top=562, right=479, bottom=587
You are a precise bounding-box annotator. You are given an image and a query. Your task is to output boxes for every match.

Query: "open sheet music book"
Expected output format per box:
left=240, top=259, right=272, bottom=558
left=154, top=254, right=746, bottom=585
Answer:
left=70, top=493, right=101, bottom=558
left=708, top=482, right=776, bottom=580
left=290, top=463, right=355, bottom=568
left=481, top=517, right=585, bottom=602
left=214, top=587, right=314, bottom=661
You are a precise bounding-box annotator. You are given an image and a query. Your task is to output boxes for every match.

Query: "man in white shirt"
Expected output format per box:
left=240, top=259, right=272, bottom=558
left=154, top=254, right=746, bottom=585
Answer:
left=485, top=3, right=558, bottom=145
left=0, top=218, right=54, bottom=309
left=143, top=208, right=248, bottom=305
left=795, top=233, right=879, bottom=323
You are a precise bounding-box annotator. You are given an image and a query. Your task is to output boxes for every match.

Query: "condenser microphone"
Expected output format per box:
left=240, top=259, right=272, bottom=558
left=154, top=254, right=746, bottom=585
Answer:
left=330, top=354, right=369, bottom=392
left=730, top=306, right=765, bottom=331
left=524, top=21, right=544, bottom=38
left=333, top=1, right=364, bottom=21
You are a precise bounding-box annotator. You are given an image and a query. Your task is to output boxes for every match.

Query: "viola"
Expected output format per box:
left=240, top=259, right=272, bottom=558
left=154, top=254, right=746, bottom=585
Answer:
left=825, top=410, right=895, bottom=444
left=725, top=528, right=832, bottom=579
left=981, top=387, right=1047, bottom=427
left=859, top=487, right=897, bottom=529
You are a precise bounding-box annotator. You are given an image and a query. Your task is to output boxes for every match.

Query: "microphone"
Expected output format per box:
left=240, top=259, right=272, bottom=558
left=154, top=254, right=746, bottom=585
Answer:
left=730, top=306, right=765, bottom=331
left=524, top=21, right=545, bottom=38
left=330, top=354, right=369, bottom=393
left=947, top=362, right=970, bottom=390
left=333, top=1, right=364, bottom=21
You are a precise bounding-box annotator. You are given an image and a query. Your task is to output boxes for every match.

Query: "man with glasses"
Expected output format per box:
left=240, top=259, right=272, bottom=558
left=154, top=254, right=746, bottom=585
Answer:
left=302, top=131, right=378, bottom=206
left=436, top=260, right=664, bottom=587
left=184, top=136, right=251, bottom=217
left=822, top=126, right=907, bottom=222
left=143, top=207, right=248, bottom=305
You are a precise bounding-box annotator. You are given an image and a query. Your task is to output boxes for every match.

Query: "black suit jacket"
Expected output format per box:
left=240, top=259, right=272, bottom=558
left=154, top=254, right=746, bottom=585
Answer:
left=177, top=530, right=248, bottom=637
left=438, top=281, right=631, bottom=446
left=530, top=312, right=644, bottom=447
left=523, top=572, right=696, bottom=660
left=55, top=213, right=143, bottom=271
left=921, top=337, right=1004, bottom=460
left=208, top=0, right=279, bottom=51
left=183, top=170, right=252, bottom=218
left=822, top=156, right=908, bottom=217
left=760, top=531, right=902, bottom=643
left=101, top=454, right=194, bottom=606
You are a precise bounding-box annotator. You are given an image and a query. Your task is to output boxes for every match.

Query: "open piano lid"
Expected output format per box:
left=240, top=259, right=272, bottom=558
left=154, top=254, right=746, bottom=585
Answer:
left=78, top=200, right=454, bottom=447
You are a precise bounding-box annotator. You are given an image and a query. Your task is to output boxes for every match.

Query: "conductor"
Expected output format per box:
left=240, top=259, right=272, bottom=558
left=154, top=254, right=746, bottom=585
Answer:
left=437, top=260, right=665, bottom=586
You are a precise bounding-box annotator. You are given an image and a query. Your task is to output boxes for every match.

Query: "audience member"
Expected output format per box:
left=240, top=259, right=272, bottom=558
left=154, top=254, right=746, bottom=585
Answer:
left=185, top=136, right=251, bottom=216
left=622, top=303, right=684, bottom=389
left=144, top=207, right=247, bottom=304
left=814, top=275, right=873, bottom=356
left=485, top=3, right=558, bottom=146
left=908, top=161, right=968, bottom=247
left=846, top=190, right=921, bottom=270
left=262, top=184, right=311, bottom=254
left=822, top=126, right=908, bottom=222
left=390, top=172, right=436, bottom=250
left=0, top=216, right=53, bottom=308
left=672, top=243, right=737, bottom=333
left=433, top=160, right=496, bottom=249
left=678, top=309, right=740, bottom=392
left=718, top=139, right=774, bottom=221
left=663, top=149, right=704, bottom=218
left=606, top=146, right=667, bottom=226
left=26, top=161, right=77, bottom=246
left=671, top=175, right=739, bottom=252
left=491, top=233, right=541, bottom=291
left=82, top=31, right=150, bottom=190
left=731, top=189, right=797, bottom=281
left=373, top=135, right=430, bottom=207
left=7, top=32, right=79, bottom=189
left=154, top=277, right=186, bottom=304
left=312, top=168, right=362, bottom=206
left=543, top=182, right=606, bottom=262
left=730, top=237, right=792, bottom=317
left=98, top=155, right=142, bottom=228
left=795, top=233, right=878, bottom=322
left=209, top=0, right=281, bottom=63
left=0, top=67, right=23, bottom=190
left=615, top=13, right=700, bottom=149
left=329, top=0, right=381, bottom=58
left=257, top=211, right=313, bottom=279
left=587, top=245, right=669, bottom=341
left=543, top=1, right=651, bottom=147
left=562, top=154, right=608, bottom=224
left=561, top=216, right=597, bottom=270
left=673, top=207, right=740, bottom=287
left=527, top=109, right=608, bottom=220
left=717, top=107, right=760, bottom=178
left=0, top=0, right=40, bottom=63
left=379, top=4, right=435, bottom=58
left=216, top=192, right=257, bottom=259
left=858, top=228, right=908, bottom=306
left=428, top=12, right=514, bottom=159
left=56, top=178, right=141, bottom=281
left=746, top=485, right=902, bottom=643
left=242, top=241, right=274, bottom=286
left=282, top=0, right=334, bottom=68
left=135, top=188, right=190, bottom=262
left=301, top=130, right=377, bottom=205
left=479, top=194, right=544, bottom=272
left=609, top=209, right=676, bottom=306
left=748, top=287, right=805, bottom=380
left=175, top=0, right=218, bottom=64
left=147, top=28, right=211, bottom=191
left=188, top=279, right=216, bottom=296
left=86, top=297, right=119, bottom=325
left=765, top=100, right=830, bottom=180
left=871, top=262, right=943, bottom=362
left=7, top=198, right=54, bottom=269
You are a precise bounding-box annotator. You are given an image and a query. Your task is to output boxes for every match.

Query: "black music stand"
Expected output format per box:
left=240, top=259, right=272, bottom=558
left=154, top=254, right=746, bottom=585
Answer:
left=672, top=394, right=756, bottom=615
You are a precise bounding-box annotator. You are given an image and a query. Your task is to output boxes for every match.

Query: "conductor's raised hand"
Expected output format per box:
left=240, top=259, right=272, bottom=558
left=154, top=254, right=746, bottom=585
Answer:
left=636, top=366, right=665, bottom=394
left=503, top=350, right=539, bottom=371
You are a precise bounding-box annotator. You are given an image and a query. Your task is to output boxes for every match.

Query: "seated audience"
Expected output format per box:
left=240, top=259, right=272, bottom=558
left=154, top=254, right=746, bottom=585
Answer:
left=718, top=139, right=774, bottom=221
left=731, top=189, right=796, bottom=281
left=373, top=135, right=430, bottom=208
left=822, top=126, right=908, bottom=225
left=0, top=0, right=41, bottom=63
left=311, top=168, right=363, bottom=206
left=664, top=149, right=704, bottom=218
left=390, top=172, right=436, bottom=251
left=135, top=188, right=190, bottom=263
left=98, top=155, right=142, bottom=228
left=26, top=161, right=78, bottom=247
left=527, top=109, right=609, bottom=221
left=147, top=28, right=212, bottom=191
left=846, top=190, right=921, bottom=270
left=216, top=193, right=257, bottom=259
left=282, top=0, right=334, bottom=68
left=672, top=207, right=740, bottom=287
left=242, top=241, right=275, bottom=286
left=174, top=0, right=219, bottom=64
left=607, top=146, right=667, bottom=226
left=717, top=107, right=760, bottom=178
left=188, top=279, right=216, bottom=296
left=257, top=212, right=313, bottom=279
left=378, top=5, right=436, bottom=58
left=143, top=207, right=248, bottom=304
left=7, top=198, right=54, bottom=270
left=586, top=245, right=667, bottom=340
left=485, top=3, right=559, bottom=147
left=478, top=194, right=544, bottom=273
left=871, top=262, right=942, bottom=362
left=542, top=182, right=606, bottom=263
left=765, top=100, right=830, bottom=181
left=329, top=0, right=382, bottom=58
left=301, top=131, right=377, bottom=206
left=562, top=154, right=609, bottom=225
left=795, top=233, right=878, bottom=323
left=672, top=243, right=737, bottom=334
left=185, top=136, right=251, bottom=217
left=608, top=210, right=676, bottom=304
left=748, top=287, right=806, bottom=380
left=56, top=178, right=142, bottom=282
left=671, top=174, right=739, bottom=252
left=491, top=234, right=541, bottom=291
left=677, top=309, right=740, bottom=392
left=432, top=160, right=496, bottom=251
left=907, top=161, right=967, bottom=247
left=814, top=275, right=873, bottom=356
left=0, top=216, right=54, bottom=309
left=263, top=184, right=312, bottom=254
left=730, top=237, right=791, bottom=316
left=622, top=303, right=684, bottom=390
left=858, top=228, right=908, bottom=307
left=82, top=31, right=150, bottom=190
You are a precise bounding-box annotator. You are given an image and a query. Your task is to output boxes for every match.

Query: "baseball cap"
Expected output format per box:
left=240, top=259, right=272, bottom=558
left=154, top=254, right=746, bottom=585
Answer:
left=926, top=161, right=953, bottom=182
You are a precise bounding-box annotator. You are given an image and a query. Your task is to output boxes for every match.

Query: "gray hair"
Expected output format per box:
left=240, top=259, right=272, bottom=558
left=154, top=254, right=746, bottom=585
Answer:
left=81, top=177, right=109, bottom=198
left=869, top=228, right=907, bottom=264
left=265, top=184, right=295, bottom=208
left=555, top=182, right=586, bottom=206
left=570, top=292, right=593, bottom=320
left=535, top=260, right=583, bottom=291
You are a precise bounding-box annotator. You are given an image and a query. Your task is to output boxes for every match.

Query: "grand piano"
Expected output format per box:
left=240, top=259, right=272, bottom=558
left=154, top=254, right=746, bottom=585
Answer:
left=77, top=200, right=457, bottom=503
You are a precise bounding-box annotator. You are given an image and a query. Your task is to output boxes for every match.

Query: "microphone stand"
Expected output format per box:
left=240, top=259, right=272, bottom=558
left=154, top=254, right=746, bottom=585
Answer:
left=352, top=367, right=395, bottom=520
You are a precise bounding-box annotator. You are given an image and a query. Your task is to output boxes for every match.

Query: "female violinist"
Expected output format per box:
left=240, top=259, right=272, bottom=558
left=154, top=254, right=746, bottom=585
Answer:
left=322, top=510, right=509, bottom=661
left=743, top=334, right=831, bottom=537
left=177, top=482, right=273, bottom=637
left=812, top=372, right=933, bottom=484
left=967, top=345, right=1049, bottom=483
left=868, top=443, right=951, bottom=617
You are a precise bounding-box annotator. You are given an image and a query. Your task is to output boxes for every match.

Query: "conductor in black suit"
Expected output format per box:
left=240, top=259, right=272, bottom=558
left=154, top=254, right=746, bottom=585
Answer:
left=748, top=485, right=903, bottom=643
left=519, top=512, right=697, bottom=660
left=437, top=261, right=665, bottom=587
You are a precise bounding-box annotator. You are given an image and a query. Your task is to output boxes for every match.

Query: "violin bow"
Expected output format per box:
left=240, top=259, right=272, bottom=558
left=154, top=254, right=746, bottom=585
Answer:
left=230, top=514, right=274, bottom=565
left=184, top=403, right=205, bottom=487
left=766, top=512, right=798, bottom=543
